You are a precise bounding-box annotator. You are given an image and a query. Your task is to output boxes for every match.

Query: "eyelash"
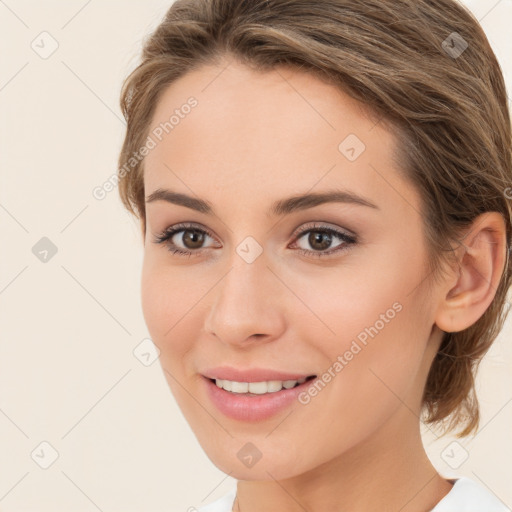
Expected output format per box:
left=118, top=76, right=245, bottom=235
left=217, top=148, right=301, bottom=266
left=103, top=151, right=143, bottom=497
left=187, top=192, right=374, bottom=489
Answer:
left=153, top=222, right=357, bottom=259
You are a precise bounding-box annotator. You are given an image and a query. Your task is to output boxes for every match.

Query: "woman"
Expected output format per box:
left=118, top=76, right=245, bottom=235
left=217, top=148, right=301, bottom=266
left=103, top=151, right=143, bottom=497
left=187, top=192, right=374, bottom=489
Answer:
left=117, top=0, right=511, bottom=510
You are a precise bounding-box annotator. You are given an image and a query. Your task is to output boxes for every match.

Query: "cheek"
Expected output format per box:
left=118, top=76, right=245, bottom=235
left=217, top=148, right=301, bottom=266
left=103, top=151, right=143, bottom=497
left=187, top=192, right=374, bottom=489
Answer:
left=140, top=255, right=213, bottom=373
left=140, top=258, right=217, bottom=429
left=140, top=258, right=190, bottom=359
left=294, top=246, right=430, bottom=407
left=141, top=260, right=168, bottom=341
left=292, top=296, right=429, bottom=461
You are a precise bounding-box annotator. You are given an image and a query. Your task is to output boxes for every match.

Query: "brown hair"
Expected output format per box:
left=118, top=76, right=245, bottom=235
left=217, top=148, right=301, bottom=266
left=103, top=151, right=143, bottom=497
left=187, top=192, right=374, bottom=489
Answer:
left=117, top=0, right=512, bottom=437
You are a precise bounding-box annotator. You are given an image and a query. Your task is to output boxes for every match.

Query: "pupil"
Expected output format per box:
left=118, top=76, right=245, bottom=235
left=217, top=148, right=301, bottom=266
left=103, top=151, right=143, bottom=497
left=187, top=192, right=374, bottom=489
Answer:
left=310, top=231, right=331, bottom=250
left=184, top=229, right=204, bottom=249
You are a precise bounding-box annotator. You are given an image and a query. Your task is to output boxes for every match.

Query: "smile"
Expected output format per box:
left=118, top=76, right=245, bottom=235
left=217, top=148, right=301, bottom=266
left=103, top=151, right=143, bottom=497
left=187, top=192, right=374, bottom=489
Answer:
left=203, top=375, right=318, bottom=421
left=212, top=376, right=316, bottom=395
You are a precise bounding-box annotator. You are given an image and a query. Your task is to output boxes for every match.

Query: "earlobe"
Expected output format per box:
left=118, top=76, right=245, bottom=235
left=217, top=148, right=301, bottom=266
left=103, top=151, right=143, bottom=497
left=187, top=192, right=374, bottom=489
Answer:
left=434, top=212, right=508, bottom=333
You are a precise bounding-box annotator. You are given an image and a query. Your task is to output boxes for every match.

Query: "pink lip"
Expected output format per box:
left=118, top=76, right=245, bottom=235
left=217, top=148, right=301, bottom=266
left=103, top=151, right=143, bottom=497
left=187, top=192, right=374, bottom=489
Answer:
left=201, top=366, right=315, bottom=382
left=201, top=372, right=318, bottom=422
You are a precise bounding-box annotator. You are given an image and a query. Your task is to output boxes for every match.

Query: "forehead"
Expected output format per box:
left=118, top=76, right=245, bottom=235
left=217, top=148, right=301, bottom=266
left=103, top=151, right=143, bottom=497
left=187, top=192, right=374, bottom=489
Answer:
left=143, top=59, right=409, bottom=214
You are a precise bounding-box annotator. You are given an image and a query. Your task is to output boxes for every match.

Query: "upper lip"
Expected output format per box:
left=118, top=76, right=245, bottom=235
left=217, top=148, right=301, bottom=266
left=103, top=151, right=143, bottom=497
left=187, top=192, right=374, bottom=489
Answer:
left=201, top=366, right=316, bottom=382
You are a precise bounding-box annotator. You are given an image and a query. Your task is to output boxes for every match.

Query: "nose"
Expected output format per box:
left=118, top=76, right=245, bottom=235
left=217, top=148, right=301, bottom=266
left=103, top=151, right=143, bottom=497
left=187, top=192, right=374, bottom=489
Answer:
left=203, top=255, right=287, bottom=347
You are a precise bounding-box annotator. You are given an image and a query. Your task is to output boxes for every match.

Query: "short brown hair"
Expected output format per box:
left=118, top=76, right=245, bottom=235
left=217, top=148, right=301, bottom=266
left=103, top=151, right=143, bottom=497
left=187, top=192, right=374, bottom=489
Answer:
left=117, top=0, right=512, bottom=437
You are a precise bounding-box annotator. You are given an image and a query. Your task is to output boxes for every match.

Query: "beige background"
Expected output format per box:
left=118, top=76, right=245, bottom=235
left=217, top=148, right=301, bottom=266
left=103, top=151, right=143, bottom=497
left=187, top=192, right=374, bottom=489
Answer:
left=1, top=0, right=511, bottom=510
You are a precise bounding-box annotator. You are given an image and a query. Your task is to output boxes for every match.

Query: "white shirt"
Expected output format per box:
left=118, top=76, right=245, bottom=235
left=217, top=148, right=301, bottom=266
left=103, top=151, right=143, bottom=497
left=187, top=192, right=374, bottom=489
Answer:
left=194, top=476, right=510, bottom=512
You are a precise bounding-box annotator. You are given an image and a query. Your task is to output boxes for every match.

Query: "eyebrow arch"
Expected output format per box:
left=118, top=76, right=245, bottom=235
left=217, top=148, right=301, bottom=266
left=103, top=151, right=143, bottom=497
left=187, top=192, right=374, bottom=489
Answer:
left=145, top=188, right=379, bottom=216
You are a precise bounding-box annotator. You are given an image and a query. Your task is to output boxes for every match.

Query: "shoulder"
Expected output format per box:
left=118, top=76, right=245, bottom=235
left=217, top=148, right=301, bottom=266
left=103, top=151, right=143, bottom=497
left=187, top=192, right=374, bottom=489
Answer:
left=431, top=476, right=510, bottom=512
left=194, top=485, right=237, bottom=512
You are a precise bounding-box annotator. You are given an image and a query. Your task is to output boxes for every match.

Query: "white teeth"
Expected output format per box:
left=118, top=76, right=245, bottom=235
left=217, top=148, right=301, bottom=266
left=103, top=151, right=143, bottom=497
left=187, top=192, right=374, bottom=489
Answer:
left=248, top=381, right=267, bottom=394
left=214, top=378, right=309, bottom=394
left=231, top=381, right=248, bottom=393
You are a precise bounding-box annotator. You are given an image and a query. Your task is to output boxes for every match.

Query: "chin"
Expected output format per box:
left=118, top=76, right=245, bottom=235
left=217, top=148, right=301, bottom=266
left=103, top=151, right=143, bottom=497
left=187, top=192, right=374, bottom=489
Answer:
left=193, top=432, right=315, bottom=481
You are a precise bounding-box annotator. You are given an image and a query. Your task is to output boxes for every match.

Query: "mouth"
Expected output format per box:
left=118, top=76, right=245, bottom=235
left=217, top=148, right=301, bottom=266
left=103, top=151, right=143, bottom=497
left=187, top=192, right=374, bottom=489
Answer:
left=199, top=365, right=320, bottom=421
left=206, top=374, right=317, bottom=397
left=202, top=373, right=319, bottom=421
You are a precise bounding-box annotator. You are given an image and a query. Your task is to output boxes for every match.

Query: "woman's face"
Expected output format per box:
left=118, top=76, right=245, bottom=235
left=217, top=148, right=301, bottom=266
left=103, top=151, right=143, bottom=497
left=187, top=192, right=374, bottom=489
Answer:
left=141, top=58, right=445, bottom=480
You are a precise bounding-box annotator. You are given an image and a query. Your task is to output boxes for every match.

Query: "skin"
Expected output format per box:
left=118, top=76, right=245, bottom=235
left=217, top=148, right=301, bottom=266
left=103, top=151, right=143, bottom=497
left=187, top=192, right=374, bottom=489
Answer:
left=140, top=56, right=507, bottom=512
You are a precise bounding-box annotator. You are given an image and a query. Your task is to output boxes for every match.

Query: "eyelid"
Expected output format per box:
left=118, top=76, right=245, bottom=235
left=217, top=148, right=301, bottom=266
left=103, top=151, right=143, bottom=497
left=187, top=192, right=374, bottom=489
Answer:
left=153, top=222, right=218, bottom=246
left=291, top=221, right=356, bottom=239
left=289, top=222, right=357, bottom=256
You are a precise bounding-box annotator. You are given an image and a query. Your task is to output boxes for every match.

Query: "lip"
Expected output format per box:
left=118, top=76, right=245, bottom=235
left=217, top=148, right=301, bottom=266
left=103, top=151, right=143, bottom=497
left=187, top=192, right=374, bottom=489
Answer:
left=201, top=366, right=315, bottom=382
left=202, top=373, right=318, bottom=422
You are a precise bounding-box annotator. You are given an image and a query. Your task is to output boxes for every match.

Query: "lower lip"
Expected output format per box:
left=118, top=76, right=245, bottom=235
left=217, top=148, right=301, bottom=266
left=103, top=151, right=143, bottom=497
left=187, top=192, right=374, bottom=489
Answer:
left=202, top=376, right=317, bottom=422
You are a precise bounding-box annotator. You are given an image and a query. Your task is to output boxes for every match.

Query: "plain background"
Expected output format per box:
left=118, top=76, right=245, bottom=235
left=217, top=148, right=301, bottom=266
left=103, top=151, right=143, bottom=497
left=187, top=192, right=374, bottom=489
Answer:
left=1, top=0, right=511, bottom=510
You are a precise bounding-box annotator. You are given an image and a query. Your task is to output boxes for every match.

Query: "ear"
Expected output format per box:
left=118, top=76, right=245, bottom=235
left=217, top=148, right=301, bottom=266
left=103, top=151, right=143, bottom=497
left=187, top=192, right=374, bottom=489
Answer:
left=434, top=212, right=508, bottom=333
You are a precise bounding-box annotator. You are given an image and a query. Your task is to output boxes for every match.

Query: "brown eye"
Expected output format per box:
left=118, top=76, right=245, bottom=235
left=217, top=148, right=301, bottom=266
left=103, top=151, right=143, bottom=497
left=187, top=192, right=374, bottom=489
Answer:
left=180, top=229, right=207, bottom=250
left=292, top=223, right=357, bottom=258
left=154, top=223, right=218, bottom=256
left=306, top=231, right=333, bottom=251
left=154, top=222, right=357, bottom=259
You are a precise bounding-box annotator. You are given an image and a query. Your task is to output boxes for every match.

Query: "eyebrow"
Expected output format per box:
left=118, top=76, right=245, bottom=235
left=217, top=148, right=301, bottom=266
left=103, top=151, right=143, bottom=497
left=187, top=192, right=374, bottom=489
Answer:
left=145, top=188, right=379, bottom=216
